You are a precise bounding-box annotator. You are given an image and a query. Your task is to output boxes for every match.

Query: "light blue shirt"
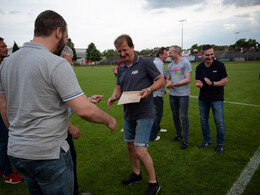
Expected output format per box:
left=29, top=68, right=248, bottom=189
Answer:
left=153, top=57, right=165, bottom=97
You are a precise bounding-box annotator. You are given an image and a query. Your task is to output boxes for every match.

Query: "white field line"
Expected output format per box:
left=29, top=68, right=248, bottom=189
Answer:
left=189, top=94, right=260, bottom=194
left=226, top=146, right=260, bottom=195
left=189, top=95, right=260, bottom=107
left=168, top=92, right=260, bottom=194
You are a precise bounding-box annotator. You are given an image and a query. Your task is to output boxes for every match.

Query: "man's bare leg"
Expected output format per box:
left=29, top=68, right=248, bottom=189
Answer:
left=127, top=142, right=140, bottom=174
left=135, top=146, right=156, bottom=183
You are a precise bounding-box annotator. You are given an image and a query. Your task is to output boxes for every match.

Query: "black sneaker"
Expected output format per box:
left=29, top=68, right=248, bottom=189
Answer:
left=198, top=142, right=211, bottom=149
left=180, top=141, right=188, bottom=150
left=146, top=182, right=161, bottom=195
left=121, top=172, right=142, bottom=185
left=215, top=145, right=223, bottom=153
left=170, top=136, right=183, bottom=142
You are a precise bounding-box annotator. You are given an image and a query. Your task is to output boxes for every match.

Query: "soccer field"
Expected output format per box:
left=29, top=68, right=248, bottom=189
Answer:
left=1, top=61, right=260, bottom=195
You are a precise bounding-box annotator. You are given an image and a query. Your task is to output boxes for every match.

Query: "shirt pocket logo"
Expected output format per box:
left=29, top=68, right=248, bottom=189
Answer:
left=132, top=70, right=138, bottom=75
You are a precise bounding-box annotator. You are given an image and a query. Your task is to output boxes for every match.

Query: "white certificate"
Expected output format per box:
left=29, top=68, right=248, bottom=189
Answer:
left=117, top=91, right=141, bottom=105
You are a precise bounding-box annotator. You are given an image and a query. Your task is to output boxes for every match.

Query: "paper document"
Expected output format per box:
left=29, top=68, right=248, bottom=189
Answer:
left=117, top=91, right=141, bottom=105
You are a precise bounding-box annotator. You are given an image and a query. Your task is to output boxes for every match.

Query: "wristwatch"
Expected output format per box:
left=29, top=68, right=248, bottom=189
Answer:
left=147, top=87, right=151, bottom=94
left=211, top=81, right=214, bottom=86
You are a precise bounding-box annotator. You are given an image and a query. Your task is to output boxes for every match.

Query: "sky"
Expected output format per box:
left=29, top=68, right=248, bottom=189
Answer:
left=1, top=0, right=260, bottom=52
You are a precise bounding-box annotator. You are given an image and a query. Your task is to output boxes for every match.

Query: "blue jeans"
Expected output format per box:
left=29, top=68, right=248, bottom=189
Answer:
left=9, top=149, right=74, bottom=195
left=66, top=133, right=79, bottom=195
left=0, top=114, right=13, bottom=177
left=150, top=96, right=164, bottom=141
left=124, top=118, right=153, bottom=147
left=198, top=100, right=225, bottom=145
left=169, top=95, right=190, bottom=142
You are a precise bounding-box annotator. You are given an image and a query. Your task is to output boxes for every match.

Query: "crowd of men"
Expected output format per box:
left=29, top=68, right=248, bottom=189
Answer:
left=0, top=10, right=228, bottom=195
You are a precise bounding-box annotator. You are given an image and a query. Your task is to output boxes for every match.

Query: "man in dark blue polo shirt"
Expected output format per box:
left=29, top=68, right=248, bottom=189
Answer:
left=195, top=44, right=228, bottom=153
left=107, top=34, right=164, bottom=195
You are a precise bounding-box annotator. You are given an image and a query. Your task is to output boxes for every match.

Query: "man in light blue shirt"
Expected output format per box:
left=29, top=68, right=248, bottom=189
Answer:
left=150, top=47, right=168, bottom=141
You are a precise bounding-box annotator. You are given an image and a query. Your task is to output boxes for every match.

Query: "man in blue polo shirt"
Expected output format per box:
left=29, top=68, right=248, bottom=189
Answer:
left=195, top=44, right=228, bottom=153
left=107, top=34, right=164, bottom=195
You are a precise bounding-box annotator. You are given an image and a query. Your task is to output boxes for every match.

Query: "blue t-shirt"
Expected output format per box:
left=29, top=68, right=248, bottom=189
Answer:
left=116, top=54, right=161, bottom=121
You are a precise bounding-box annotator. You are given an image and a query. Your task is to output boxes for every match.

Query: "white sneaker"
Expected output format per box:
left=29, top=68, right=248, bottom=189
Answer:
left=160, top=129, right=167, bottom=133
left=154, top=136, right=160, bottom=141
left=121, top=128, right=124, bottom=132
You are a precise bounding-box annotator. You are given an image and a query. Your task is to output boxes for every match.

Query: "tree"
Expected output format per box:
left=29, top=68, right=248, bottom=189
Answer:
left=67, top=38, right=77, bottom=61
left=140, top=49, right=151, bottom=56
left=190, top=44, right=199, bottom=54
left=102, top=49, right=117, bottom=59
left=247, top=39, right=257, bottom=47
left=12, top=41, right=19, bottom=53
left=86, top=42, right=101, bottom=61
left=229, top=38, right=259, bottom=50
left=236, top=38, right=248, bottom=48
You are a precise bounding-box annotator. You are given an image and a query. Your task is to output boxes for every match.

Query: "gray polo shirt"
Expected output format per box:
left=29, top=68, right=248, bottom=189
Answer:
left=0, top=42, right=83, bottom=160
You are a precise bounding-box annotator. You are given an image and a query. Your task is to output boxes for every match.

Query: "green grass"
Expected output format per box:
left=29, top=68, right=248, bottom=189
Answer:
left=1, top=61, right=260, bottom=195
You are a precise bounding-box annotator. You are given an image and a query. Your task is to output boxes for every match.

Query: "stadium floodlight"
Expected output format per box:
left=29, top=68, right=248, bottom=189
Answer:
left=235, top=32, right=240, bottom=49
left=179, top=19, right=186, bottom=50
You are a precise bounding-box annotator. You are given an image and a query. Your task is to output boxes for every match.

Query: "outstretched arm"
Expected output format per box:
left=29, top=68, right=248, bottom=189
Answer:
left=66, top=94, right=117, bottom=132
left=107, top=85, right=122, bottom=109
left=90, top=95, right=104, bottom=104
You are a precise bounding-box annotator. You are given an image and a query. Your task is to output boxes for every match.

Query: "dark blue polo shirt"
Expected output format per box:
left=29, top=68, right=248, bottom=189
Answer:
left=116, top=54, right=161, bottom=121
left=195, top=59, right=227, bottom=101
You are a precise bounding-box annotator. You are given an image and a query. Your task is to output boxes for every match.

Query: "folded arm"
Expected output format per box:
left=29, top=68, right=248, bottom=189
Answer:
left=204, top=77, right=228, bottom=87
left=166, top=72, right=191, bottom=88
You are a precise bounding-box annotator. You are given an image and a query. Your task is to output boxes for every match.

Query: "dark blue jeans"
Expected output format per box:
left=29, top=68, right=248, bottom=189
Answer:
left=9, top=149, right=74, bottom=195
left=198, top=100, right=225, bottom=145
left=150, top=96, right=164, bottom=141
left=0, top=114, right=13, bottom=177
left=169, top=95, right=190, bottom=142
left=66, top=133, right=79, bottom=195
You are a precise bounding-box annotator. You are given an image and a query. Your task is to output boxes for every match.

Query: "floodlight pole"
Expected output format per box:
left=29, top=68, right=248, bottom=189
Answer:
left=235, top=32, right=239, bottom=49
left=179, top=19, right=186, bottom=50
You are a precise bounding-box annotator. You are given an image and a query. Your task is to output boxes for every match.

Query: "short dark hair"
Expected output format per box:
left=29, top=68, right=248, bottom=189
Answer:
left=34, top=10, right=67, bottom=37
left=201, top=45, right=214, bottom=54
left=156, top=47, right=167, bottom=57
left=114, top=34, right=133, bottom=48
left=0, top=37, right=3, bottom=41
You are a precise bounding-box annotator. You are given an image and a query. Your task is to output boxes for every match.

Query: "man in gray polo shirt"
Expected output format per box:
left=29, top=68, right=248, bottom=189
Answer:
left=0, top=10, right=116, bottom=195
